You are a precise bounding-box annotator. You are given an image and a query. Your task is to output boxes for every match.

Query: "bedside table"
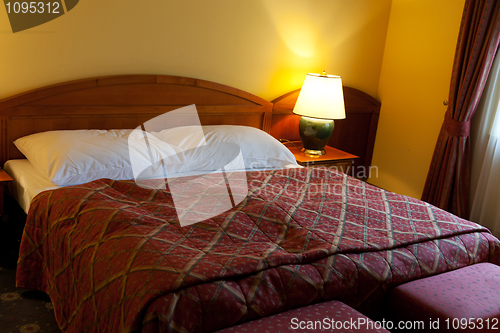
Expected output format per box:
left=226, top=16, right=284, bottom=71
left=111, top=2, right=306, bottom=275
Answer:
left=0, top=169, right=13, bottom=216
left=284, top=142, right=359, bottom=175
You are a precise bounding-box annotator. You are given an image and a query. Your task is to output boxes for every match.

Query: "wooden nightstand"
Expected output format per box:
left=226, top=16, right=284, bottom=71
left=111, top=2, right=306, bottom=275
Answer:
left=0, top=169, right=13, bottom=216
left=284, top=141, right=359, bottom=175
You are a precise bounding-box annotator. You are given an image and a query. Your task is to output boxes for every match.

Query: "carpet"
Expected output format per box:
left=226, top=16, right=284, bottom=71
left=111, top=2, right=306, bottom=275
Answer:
left=0, top=267, right=61, bottom=333
left=0, top=195, right=61, bottom=333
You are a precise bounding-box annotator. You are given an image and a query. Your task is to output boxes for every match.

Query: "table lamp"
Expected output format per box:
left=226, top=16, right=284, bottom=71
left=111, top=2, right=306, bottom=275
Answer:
left=293, top=72, right=346, bottom=157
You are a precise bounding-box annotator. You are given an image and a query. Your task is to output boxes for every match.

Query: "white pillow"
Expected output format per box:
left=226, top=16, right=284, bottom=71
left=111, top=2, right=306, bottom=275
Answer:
left=150, top=125, right=298, bottom=171
left=14, top=126, right=298, bottom=186
left=13, top=129, right=181, bottom=186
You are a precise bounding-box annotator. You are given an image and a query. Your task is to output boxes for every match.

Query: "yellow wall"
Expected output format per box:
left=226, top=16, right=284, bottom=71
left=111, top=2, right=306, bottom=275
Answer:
left=1, top=0, right=468, bottom=199
left=0, top=0, right=391, bottom=100
left=369, top=0, right=465, bottom=199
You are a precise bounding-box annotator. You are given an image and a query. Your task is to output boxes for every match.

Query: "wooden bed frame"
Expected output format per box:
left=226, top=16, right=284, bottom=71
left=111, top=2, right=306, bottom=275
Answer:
left=0, top=74, right=380, bottom=169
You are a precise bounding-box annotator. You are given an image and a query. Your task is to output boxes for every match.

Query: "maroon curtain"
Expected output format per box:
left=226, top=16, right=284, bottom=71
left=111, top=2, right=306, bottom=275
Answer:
left=422, top=0, right=500, bottom=218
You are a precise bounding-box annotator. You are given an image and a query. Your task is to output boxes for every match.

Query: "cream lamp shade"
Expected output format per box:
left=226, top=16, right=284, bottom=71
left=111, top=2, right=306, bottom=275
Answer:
left=292, top=73, right=346, bottom=157
left=293, top=73, right=346, bottom=120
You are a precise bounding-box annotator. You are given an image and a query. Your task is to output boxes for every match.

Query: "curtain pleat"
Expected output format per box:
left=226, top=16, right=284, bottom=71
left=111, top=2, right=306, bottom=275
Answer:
left=421, top=0, right=500, bottom=218
left=470, top=50, right=500, bottom=237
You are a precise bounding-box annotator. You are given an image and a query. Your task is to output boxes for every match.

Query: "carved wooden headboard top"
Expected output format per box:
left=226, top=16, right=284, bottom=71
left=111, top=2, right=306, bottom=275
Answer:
left=0, top=75, right=273, bottom=165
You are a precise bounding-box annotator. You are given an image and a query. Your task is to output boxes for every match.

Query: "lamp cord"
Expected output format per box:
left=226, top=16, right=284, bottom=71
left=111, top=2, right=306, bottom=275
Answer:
left=278, top=139, right=302, bottom=151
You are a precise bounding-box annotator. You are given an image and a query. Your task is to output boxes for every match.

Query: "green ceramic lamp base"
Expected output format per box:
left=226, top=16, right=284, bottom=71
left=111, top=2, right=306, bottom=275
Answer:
left=298, top=116, right=334, bottom=157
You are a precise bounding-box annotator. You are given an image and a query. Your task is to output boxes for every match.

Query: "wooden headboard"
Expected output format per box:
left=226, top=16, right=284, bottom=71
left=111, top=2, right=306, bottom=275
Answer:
left=0, top=75, right=273, bottom=166
left=271, top=87, right=381, bottom=174
left=0, top=75, right=380, bottom=171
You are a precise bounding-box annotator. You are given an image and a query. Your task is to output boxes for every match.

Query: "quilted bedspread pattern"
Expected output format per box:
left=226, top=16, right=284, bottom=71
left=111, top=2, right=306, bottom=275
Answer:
left=16, top=167, right=500, bottom=333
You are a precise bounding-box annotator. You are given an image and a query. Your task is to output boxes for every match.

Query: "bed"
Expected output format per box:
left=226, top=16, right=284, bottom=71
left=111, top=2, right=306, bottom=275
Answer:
left=1, top=75, right=499, bottom=333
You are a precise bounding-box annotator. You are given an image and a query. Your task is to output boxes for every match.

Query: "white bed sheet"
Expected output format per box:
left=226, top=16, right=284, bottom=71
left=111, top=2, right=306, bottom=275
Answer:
left=4, top=159, right=59, bottom=214
left=4, top=159, right=302, bottom=214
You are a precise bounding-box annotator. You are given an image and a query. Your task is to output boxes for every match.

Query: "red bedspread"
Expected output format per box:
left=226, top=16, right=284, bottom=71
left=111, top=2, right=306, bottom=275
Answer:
left=16, top=167, right=500, bottom=333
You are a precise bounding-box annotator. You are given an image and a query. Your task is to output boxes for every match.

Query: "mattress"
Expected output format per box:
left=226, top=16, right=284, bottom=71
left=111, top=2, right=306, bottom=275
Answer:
left=4, top=159, right=59, bottom=213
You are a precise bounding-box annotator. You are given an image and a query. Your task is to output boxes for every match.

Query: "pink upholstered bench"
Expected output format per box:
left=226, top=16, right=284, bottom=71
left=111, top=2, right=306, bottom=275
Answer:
left=386, top=263, right=500, bottom=332
left=216, top=300, right=390, bottom=333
